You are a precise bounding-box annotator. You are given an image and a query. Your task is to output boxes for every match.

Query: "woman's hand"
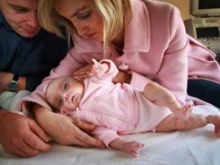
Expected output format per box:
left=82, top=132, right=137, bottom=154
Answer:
left=112, top=71, right=131, bottom=84
left=34, top=105, right=104, bottom=148
left=73, top=64, right=131, bottom=84
left=73, top=64, right=93, bottom=80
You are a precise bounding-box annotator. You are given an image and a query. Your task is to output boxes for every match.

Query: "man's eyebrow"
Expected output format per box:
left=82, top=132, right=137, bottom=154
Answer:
left=7, top=2, right=29, bottom=11
left=71, top=6, right=87, bottom=17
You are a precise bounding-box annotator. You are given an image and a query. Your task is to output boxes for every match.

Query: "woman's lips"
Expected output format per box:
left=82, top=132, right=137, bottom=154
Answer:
left=86, top=33, right=96, bottom=38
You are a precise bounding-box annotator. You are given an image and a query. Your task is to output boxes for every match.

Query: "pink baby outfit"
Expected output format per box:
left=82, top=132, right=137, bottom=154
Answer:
left=20, top=0, right=220, bottom=115
left=69, top=59, right=172, bottom=146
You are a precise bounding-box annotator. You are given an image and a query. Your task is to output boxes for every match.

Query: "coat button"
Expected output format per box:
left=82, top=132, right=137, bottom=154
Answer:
left=119, top=63, right=129, bottom=70
left=76, top=107, right=80, bottom=112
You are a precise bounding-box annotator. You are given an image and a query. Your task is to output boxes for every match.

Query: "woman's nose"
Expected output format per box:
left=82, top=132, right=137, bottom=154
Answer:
left=74, top=22, right=87, bottom=36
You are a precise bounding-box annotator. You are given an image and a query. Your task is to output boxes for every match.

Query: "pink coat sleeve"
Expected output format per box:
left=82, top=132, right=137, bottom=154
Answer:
left=131, top=6, right=188, bottom=105
left=158, top=6, right=188, bottom=104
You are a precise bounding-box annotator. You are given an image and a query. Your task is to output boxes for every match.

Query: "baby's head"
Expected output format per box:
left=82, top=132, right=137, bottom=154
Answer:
left=45, top=76, right=84, bottom=114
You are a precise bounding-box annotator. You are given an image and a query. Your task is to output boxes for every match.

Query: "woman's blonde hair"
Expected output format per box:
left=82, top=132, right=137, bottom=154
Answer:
left=38, top=0, right=132, bottom=50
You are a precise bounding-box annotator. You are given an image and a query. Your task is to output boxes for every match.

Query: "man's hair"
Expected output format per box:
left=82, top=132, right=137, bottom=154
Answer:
left=38, top=0, right=132, bottom=50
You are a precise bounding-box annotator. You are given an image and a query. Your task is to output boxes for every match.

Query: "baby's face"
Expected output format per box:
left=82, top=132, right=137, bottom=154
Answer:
left=45, top=76, right=84, bottom=114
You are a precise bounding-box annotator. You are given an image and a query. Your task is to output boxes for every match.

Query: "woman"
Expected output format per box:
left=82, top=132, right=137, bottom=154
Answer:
left=21, top=0, right=220, bottom=147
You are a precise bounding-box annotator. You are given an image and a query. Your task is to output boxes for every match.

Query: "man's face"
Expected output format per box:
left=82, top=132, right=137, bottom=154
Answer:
left=0, top=0, right=41, bottom=38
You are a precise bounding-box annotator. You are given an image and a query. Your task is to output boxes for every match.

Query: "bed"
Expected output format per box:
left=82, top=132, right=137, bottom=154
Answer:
left=0, top=104, right=220, bottom=165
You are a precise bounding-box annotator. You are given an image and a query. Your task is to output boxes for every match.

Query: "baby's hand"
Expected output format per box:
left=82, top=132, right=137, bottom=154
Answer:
left=90, top=59, right=109, bottom=76
left=174, top=101, right=194, bottom=120
left=123, top=141, right=144, bottom=157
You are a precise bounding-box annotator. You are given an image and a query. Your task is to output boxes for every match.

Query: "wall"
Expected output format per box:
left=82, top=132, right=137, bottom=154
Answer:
left=159, top=0, right=194, bottom=20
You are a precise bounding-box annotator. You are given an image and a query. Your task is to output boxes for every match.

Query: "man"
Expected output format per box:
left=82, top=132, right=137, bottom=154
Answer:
left=0, top=0, right=102, bottom=158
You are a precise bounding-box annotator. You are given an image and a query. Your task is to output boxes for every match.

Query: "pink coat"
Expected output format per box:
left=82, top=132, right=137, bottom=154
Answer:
left=20, top=0, right=220, bottom=114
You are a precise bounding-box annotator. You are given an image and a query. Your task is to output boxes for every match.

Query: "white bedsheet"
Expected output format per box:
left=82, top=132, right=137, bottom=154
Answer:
left=1, top=105, right=220, bottom=165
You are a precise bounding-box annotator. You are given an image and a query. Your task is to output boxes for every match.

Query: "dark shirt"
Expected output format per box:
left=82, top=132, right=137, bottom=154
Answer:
left=0, top=12, right=68, bottom=91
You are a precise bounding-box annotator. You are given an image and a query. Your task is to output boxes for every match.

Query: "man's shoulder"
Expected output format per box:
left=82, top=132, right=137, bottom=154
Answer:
left=0, top=12, right=5, bottom=24
left=39, top=27, right=68, bottom=43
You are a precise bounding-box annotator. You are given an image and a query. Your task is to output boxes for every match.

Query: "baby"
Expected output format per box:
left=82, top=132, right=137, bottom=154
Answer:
left=44, top=59, right=220, bottom=157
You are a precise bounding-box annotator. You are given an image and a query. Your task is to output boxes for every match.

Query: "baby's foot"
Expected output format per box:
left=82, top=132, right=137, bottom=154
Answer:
left=206, top=115, right=220, bottom=137
left=173, top=101, right=194, bottom=120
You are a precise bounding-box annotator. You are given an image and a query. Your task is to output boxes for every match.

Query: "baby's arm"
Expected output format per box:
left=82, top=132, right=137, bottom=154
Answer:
left=109, top=138, right=144, bottom=157
left=143, top=82, right=193, bottom=119
left=90, top=59, right=109, bottom=76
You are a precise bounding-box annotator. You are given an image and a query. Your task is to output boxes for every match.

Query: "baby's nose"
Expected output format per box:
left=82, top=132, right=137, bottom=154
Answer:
left=64, top=93, right=69, bottom=99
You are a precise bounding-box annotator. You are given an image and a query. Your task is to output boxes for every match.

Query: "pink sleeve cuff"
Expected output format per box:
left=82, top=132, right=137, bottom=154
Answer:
left=93, top=128, right=120, bottom=147
left=130, top=71, right=152, bottom=91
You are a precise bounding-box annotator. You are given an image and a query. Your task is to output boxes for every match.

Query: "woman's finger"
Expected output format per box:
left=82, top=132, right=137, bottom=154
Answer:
left=73, top=70, right=91, bottom=79
left=72, top=118, right=96, bottom=131
left=77, top=131, right=105, bottom=148
left=75, top=137, right=94, bottom=147
left=69, top=125, right=104, bottom=148
left=75, top=74, right=91, bottom=80
left=73, top=64, right=93, bottom=76
left=74, top=69, right=87, bottom=76
left=64, top=136, right=92, bottom=147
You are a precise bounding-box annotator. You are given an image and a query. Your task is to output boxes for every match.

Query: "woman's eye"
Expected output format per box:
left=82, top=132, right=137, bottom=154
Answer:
left=77, top=11, right=91, bottom=20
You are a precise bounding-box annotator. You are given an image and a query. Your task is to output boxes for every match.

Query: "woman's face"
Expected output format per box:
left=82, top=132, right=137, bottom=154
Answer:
left=55, top=0, right=104, bottom=42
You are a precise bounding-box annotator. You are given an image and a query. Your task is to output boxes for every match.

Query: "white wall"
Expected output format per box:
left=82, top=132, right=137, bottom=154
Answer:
left=159, top=0, right=194, bottom=20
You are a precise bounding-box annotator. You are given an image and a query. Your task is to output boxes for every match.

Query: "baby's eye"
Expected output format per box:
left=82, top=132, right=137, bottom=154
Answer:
left=63, top=83, right=69, bottom=90
left=57, top=99, right=63, bottom=107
